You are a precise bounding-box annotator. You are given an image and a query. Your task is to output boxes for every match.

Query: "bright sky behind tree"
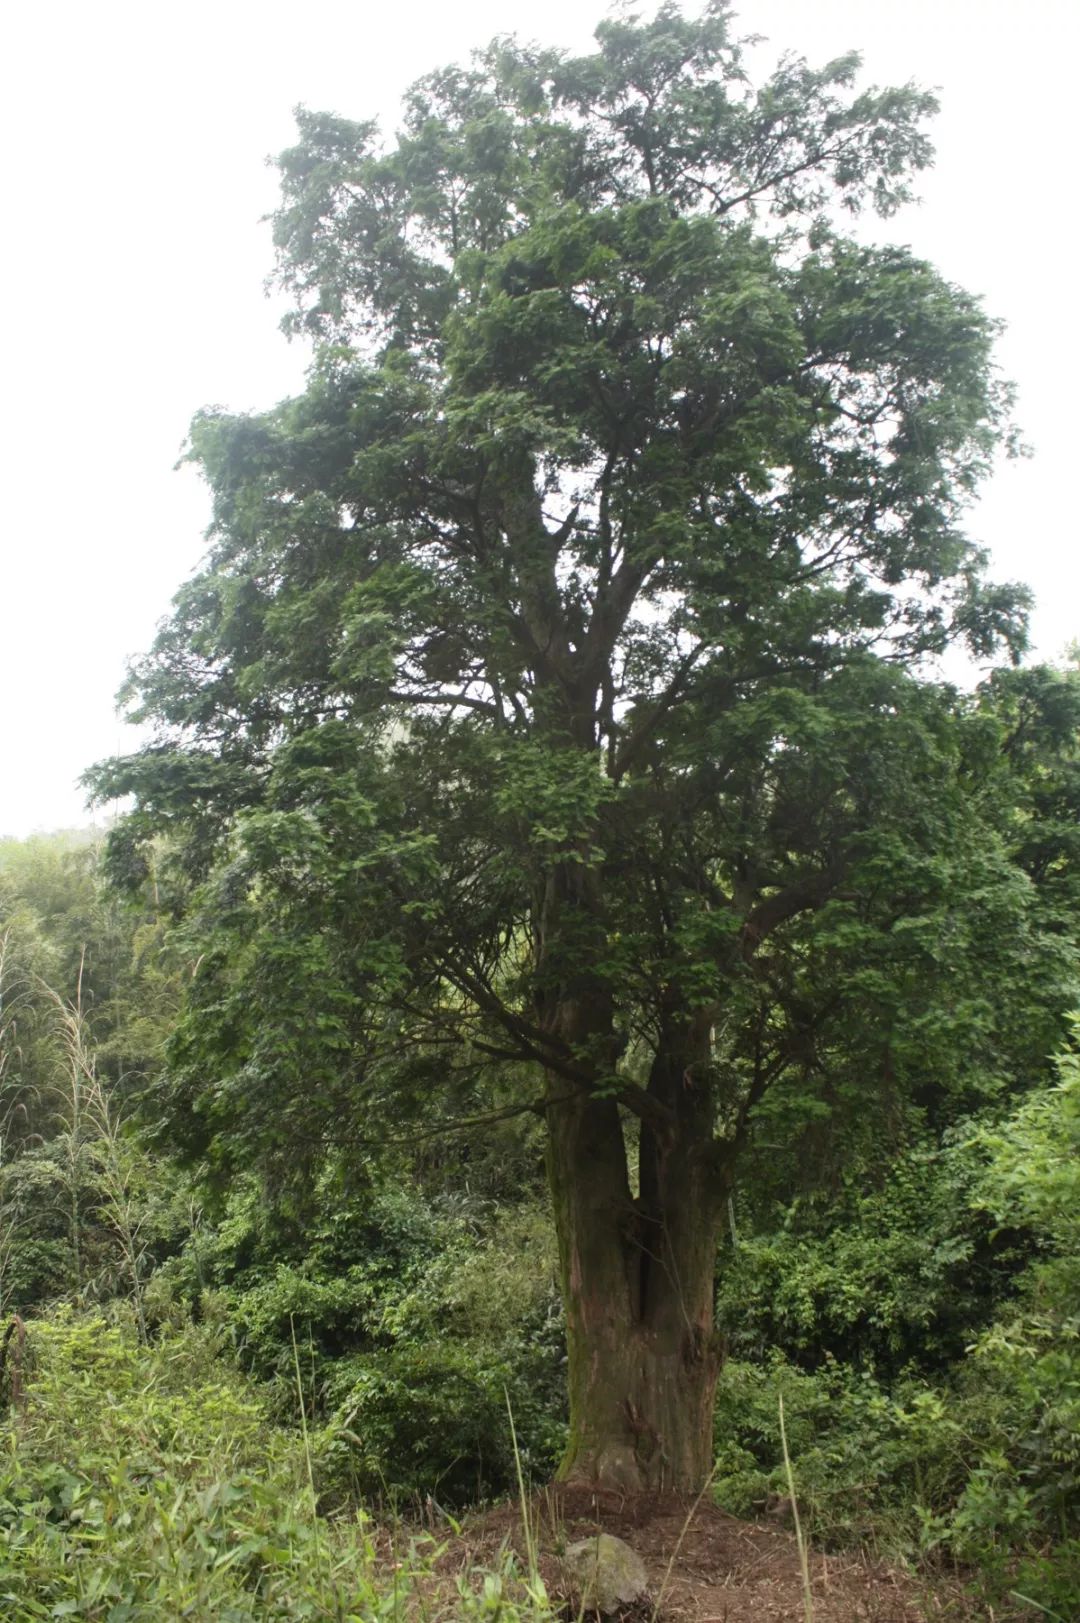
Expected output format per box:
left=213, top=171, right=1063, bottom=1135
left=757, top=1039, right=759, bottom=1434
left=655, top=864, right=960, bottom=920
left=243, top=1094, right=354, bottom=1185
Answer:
left=2, top=0, right=1076, bottom=836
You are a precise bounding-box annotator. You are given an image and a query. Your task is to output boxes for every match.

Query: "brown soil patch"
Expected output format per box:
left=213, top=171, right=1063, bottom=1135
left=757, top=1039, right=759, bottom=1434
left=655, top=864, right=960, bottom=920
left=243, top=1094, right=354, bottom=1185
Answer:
left=427, top=1486, right=933, bottom=1621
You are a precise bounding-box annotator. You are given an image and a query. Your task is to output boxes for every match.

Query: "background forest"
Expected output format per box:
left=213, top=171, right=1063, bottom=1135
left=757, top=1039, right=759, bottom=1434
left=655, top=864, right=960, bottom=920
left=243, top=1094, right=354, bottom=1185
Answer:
left=3, top=5, right=1080, bottom=1619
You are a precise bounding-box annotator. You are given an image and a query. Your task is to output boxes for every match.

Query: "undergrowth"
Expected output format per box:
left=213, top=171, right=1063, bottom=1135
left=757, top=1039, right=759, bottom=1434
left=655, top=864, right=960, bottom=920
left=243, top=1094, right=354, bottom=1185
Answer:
left=712, top=1352, right=1078, bottom=1620
left=0, top=1307, right=558, bottom=1621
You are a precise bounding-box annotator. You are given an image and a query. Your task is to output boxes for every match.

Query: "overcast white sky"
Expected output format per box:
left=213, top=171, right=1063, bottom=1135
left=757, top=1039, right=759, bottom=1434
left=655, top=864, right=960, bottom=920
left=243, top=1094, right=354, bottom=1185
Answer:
left=2, top=0, right=1077, bottom=837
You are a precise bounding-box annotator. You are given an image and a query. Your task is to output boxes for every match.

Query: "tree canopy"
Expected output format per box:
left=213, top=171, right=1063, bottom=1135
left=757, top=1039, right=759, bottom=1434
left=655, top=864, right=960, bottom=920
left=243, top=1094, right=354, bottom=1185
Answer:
left=90, top=2, right=1043, bottom=1492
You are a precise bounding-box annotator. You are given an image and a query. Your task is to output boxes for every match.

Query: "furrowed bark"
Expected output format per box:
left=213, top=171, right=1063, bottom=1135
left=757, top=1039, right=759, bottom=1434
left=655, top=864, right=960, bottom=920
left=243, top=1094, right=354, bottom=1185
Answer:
left=542, top=972, right=727, bottom=1493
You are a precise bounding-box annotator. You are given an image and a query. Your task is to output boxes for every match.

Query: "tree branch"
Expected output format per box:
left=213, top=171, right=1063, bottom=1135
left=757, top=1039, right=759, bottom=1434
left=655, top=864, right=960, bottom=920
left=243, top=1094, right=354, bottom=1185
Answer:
left=740, top=859, right=848, bottom=957
left=386, top=688, right=499, bottom=716
left=612, top=643, right=715, bottom=779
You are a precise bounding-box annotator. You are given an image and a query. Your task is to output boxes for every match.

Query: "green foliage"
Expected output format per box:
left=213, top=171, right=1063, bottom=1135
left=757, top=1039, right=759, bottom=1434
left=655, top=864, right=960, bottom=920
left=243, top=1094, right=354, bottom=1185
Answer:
left=718, top=1137, right=1016, bottom=1375
left=712, top=1350, right=1079, bottom=1618
left=0, top=832, right=190, bottom=1321
left=713, top=1355, right=966, bottom=1538
left=711, top=1022, right=1080, bottom=1617
left=156, top=1176, right=566, bottom=1506
left=87, top=1, right=1036, bottom=1202
left=0, top=833, right=181, bottom=1094
left=957, top=1030, right=1080, bottom=1613
left=316, top=1342, right=538, bottom=1507
left=0, top=1308, right=559, bottom=1620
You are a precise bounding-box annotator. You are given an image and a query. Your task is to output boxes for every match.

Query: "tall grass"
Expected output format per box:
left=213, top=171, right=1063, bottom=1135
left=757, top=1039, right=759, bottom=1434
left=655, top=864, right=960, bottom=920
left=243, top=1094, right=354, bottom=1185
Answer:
left=46, top=969, right=151, bottom=1338
left=0, top=1308, right=562, bottom=1621
left=779, top=1392, right=814, bottom=1623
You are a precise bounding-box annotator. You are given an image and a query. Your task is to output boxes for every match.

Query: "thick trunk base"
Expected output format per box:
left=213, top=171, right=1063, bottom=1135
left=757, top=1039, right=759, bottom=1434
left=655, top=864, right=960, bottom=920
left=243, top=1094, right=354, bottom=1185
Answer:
left=545, top=1069, right=724, bottom=1495
left=540, top=969, right=726, bottom=1496
left=557, top=1322, right=720, bottom=1495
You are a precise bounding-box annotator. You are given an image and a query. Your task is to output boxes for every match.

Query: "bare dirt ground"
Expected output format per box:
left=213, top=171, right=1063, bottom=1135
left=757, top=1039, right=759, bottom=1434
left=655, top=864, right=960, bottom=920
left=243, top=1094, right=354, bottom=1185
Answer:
left=428, top=1486, right=953, bottom=1621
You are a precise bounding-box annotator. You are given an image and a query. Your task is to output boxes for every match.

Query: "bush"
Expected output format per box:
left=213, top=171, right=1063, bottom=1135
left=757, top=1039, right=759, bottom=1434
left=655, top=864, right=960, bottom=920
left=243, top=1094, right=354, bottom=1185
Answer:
left=309, top=1199, right=566, bottom=1506
left=716, top=1136, right=1022, bottom=1376
left=0, top=1307, right=560, bottom=1620
left=152, top=1176, right=568, bottom=1504
left=712, top=1354, right=973, bottom=1546
left=315, top=1342, right=531, bottom=1507
left=713, top=1180, right=1079, bottom=1615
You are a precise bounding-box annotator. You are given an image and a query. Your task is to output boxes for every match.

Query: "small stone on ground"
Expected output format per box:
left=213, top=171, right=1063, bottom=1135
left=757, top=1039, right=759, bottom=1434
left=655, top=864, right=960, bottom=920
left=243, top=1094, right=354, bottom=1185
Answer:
left=564, top=1531, right=649, bottom=1615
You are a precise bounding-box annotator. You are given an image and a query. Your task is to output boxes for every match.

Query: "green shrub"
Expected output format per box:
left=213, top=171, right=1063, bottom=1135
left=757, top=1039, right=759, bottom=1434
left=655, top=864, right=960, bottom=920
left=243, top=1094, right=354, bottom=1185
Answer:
left=0, top=1307, right=559, bottom=1620
left=309, top=1201, right=566, bottom=1507
left=154, top=1177, right=568, bottom=1504
left=716, top=1135, right=1022, bottom=1376
left=713, top=1354, right=972, bottom=1544
left=316, top=1342, right=523, bottom=1506
left=713, top=1321, right=1078, bottom=1614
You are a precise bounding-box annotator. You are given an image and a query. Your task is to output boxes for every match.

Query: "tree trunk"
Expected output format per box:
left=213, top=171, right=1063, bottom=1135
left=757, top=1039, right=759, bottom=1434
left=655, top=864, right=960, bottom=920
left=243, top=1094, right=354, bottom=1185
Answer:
left=533, top=761, right=726, bottom=1494
left=545, top=1011, right=726, bottom=1494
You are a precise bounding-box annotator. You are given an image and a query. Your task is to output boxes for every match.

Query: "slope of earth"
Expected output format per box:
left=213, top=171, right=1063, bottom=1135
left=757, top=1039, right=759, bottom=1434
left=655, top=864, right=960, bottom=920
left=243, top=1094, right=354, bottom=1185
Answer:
left=438, top=1487, right=933, bottom=1622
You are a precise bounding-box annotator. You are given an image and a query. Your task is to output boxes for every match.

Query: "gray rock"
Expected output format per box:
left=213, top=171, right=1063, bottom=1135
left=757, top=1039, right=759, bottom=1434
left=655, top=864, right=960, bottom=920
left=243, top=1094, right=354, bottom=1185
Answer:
left=563, top=1533, right=649, bottom=1615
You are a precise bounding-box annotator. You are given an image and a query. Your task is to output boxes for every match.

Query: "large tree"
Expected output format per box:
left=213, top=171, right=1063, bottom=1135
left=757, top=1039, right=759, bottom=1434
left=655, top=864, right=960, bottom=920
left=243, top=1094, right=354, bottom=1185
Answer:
left=93, top=4, right=1032, bottom=1492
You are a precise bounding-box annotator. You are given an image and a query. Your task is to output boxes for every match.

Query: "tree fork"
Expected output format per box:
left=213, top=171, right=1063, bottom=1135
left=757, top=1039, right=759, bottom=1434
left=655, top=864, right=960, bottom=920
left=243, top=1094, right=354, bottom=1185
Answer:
left=545, top=1016, right=727, bottom=1495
